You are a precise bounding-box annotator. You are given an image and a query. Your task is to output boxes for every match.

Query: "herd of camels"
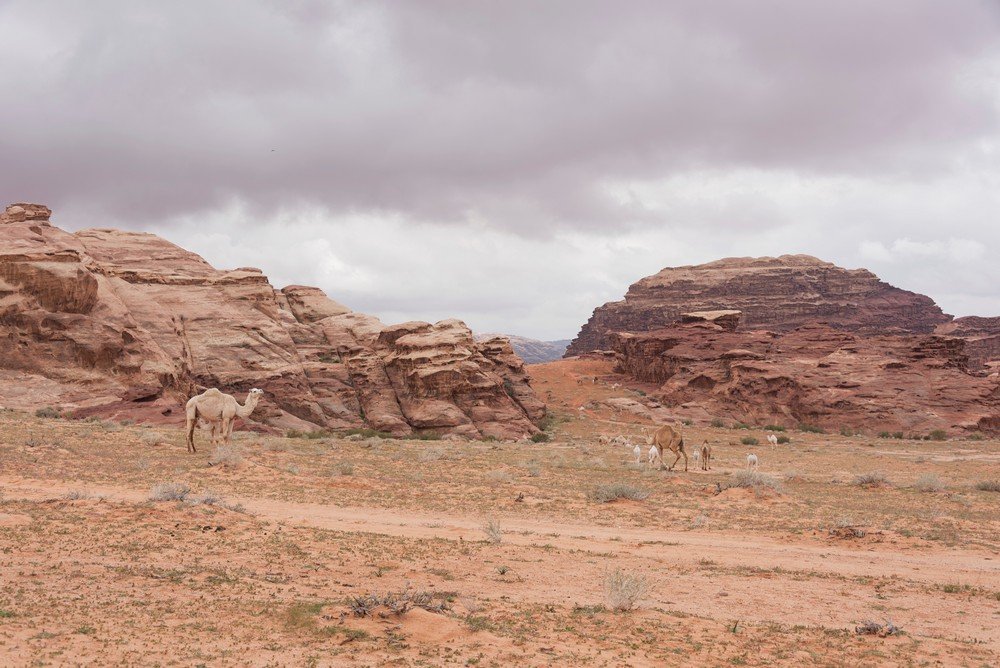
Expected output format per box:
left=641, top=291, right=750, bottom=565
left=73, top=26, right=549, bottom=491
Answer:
left=184, top=387, right=704, bottom=472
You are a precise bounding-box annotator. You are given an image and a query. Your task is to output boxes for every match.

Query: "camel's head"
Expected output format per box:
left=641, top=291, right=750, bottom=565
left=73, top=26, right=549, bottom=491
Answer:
left=249, top=388, right=264, bottom=398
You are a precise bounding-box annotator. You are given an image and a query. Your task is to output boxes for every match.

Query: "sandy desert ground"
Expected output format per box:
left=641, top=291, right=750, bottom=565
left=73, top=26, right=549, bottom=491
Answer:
left=1, top=358, right=998, bottom=666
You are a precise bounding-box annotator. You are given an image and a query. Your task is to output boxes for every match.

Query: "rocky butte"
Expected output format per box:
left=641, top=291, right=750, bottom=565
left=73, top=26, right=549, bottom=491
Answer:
left=0, top=203, right=545, bottom=439
left=567, top=255, right=952, bottom=356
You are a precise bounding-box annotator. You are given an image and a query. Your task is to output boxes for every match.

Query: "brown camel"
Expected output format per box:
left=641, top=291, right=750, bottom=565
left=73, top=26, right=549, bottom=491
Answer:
left=184, top=388, right=263, bottom=453
left=651, top=424, right=687, bottom=471
left=699, top=440, right=712, bottom=471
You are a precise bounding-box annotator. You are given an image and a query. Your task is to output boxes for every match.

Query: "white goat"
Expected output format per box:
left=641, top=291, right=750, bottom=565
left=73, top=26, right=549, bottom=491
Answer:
left=647, top=445, right=660, bottom=465
left=633, top=443, right=642, bottom=464
left=746, top=453, right=759, bottom=470
left=767, top=433, right=778, bottom=446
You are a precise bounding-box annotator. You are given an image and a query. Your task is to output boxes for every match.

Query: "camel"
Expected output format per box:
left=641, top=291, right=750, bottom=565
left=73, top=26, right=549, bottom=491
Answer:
left=699, top=440, right=712, bottom=471
left=185, top=388, right=263, bottom=453
left=650, top=423, right=687, bottom=471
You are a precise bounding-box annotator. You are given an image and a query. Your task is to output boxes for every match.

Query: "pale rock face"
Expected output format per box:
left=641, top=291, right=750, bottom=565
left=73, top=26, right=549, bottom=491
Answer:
left=0, top=203, right=545, bottom=440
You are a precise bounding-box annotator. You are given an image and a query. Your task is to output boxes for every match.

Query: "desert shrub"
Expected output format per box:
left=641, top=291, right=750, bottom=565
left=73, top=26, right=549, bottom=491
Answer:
left=965, top=432, right=985, bottom=441
left=764, top=424, right=786, bottom=432
left=734, top=422, right=752, bottom=430
left=343, top=428, right=392, bottom=439
left=855, top=620, right=901, bottom=637
left=139, top=431, right=165, bottom=447
left=974, top=480, right=1000, bottom=492
left=839, top=426, right=854, bottom=437
left=349, top=589, right=446, bottom=618
left=891, top=431, right=904, bottom=439
left=776, top=435, right=791, bottom=444
left=419, top=447, right=444, bottom=462
left=928, top=429, right=947, bottom=441
left=338, top=462, right=354, bottom=476
left=63, top=490, right=95, bottom=500
left=208, top=445, right=244, bottom=468
left=531, top=432, right=550, bottom=443
left=588, top=483, right=650, bottom=503
left=798, top=423, right=824, bottom=433
left=877, top=431, right=891, bottom=438
left=740, top=436, right=759, bottom=446
left=682, top=419, right=693, bottom=426
left=853, top=471, right=891, bottom=488
left=282, top=463, right=300, bottom=475
left=149, top=482, right=191, bottom=502
left=286, top=429, right=305, bottom=439
left=914, top=474, right=944, bottom=492
left=604, top=568, right=647, bottom=612
left=486, top=470, right=513, bottom=484
left=721, top=470, right=783, bottom=494
left=34, top=407, right=60, bottom=419
left=710, top=418, right=725, bottom=428
left=525, top=463, right=541, bottom=477
left=482, top=518, right=503, bottom=544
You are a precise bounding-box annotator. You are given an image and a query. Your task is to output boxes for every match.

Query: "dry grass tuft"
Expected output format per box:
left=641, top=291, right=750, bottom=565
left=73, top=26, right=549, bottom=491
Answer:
left=149, top=482, right=191, bottom=502
left=914, top=474, right=944, bottom=493
left=721, top=470, right=783, bottom=494
left=604, top=568, right=647, bottom=611
left=587, top=482, right=650, bottom=503
left=208, top=445, right=244, bottom=468
left=974, top=480, right=1000, bottom=492
left=482, top=518, right=503, bottom=544
left=853, top=471, right=891, bottom=488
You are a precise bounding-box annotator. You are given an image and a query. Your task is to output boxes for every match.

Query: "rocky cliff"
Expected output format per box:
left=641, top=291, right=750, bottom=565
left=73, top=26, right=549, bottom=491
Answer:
left=0, top=203, right=545, bottom=439
left=567, top=255, right=951, bottom=356
left=610, top=313, right=1000, bottom=435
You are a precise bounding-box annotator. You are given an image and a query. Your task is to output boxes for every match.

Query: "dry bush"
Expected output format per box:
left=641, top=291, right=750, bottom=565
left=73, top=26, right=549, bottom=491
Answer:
left=588, top=482, right=650, bottom=503
left=914, top=474, right=944, bottom=493
left=63, top=490, right=96, bottom=500
left=604, top=568, right=647, bottom=612
left=349, top=589, right=447, bottom=617
left=486, top=470, right=514, bottom=484
left=853, top=471, right=891, bottom=488
left=855, top=620, right=901, bottom=637
left=525, top=463, right=542, bottom=477
left=482, top=518, right=503, bottom=544
left=974, top=480, right=1000, bottom=492
left=139, top=431, right=165, bottom=447
left=208, top=445, right=244, bottom=468
left=149, top=482, right=191, bottom=501
left=721, top=470, right=783, bottom=494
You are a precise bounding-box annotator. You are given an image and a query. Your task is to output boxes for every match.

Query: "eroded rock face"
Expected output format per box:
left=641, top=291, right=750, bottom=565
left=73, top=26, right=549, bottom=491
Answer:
left=610, top=314, right=1000, bottom=435
left=0, top=203, right=544, bottom=439
left=934, top=316, right=1000, bottom=372
left=567, top=255, right=951, bottom=356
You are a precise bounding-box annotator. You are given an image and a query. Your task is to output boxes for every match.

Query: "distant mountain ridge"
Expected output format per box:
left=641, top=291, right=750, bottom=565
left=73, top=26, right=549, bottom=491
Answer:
left=475, top=334, right=570, bottom=363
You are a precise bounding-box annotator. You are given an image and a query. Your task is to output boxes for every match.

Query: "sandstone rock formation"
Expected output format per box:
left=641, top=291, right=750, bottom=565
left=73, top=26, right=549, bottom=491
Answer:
left=610, top=313, right=1000, bottom=435
left=0, top=203, right=545, bottom=439
left=567, top=255, right=951, bottom=356
left=934, top=316, right=1000, bottom=373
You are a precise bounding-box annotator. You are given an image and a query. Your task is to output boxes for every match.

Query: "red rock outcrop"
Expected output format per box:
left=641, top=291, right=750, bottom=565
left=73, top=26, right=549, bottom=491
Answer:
left=0, top=203, right=545, bottom=439
left=567, top=255, right=951, bottom=356
left=610, top=313, right=1000, bottom=435
left=934, top=316, right=1000, bottom=372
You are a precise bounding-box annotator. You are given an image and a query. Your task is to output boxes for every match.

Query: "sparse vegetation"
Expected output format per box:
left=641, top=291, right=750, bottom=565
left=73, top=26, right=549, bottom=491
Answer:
left=853, top=471, right=891, bottom=488
left=855, top=620, right=902, bottom=637
left=710, top=418, right=725, bottom=428
left=208, top=445, right=244, bottom=468
left=604, top=568, right=647, bottom=611
left=974, top=480, right=1000, bottom=492
left=587, top=482, right=650, bottom=503
left=798, top=423, right=824, bottom=433
left=928, top=429, right=947, bottom=441
left=531, top=432, right=550, bottom=443
left=34, top=406, right=60, bottom=419
left=776, top=435, right=791, bottom=444
left=139, top=431, right=165, bottom=447
left=348, top=589, right=447, bottom=617
left=720, top=471, right=783, bottom=494
left=914, top=474, right=944, bottom=492
left=763, top=425, right=785, bottom=432
left=482, top=518, right=503, bottom=544
left=148, top=482, right=191, bottom=501
left=740, top=436, right=758, bottom=446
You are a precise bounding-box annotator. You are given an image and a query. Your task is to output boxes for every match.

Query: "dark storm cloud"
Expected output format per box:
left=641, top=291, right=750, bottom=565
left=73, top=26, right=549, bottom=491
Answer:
left=1, top=1, right=998, bottom=338
left=1, top=0, right=997, bottom=233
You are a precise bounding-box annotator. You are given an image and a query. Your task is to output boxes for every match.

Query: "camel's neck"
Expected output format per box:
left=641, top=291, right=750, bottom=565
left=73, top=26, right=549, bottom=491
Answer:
left=236, top=395, right=260, bottom=418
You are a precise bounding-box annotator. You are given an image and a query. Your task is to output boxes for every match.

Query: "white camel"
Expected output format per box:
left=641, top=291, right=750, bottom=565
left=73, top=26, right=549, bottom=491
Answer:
left=185, top=388, right=263, bottom=453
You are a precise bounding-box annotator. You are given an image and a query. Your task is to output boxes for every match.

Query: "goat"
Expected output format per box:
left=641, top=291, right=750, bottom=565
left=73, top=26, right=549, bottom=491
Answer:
left=746, top=453, right=758, bottom=470
left=633, top=443, right=642, bottom=464
left=647, top=445, right=660, bottom=466
left=767, top=433, right=778, bottom=446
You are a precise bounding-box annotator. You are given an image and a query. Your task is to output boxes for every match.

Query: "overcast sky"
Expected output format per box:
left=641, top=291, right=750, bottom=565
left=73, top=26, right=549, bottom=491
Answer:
left=2, top=1, right=999, bottom=340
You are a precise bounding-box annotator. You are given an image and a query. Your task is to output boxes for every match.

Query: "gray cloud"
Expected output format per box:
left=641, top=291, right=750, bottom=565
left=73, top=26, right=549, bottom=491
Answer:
left=1, top=1, right=998, bottom=337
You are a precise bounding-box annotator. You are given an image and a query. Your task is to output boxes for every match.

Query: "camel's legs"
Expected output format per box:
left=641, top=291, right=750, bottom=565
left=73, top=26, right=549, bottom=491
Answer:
left=223, top=416, right=235, bottom=445
left=682, top=449, right=688, bottom=472
left=667, top=449, right=682, bottom=471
